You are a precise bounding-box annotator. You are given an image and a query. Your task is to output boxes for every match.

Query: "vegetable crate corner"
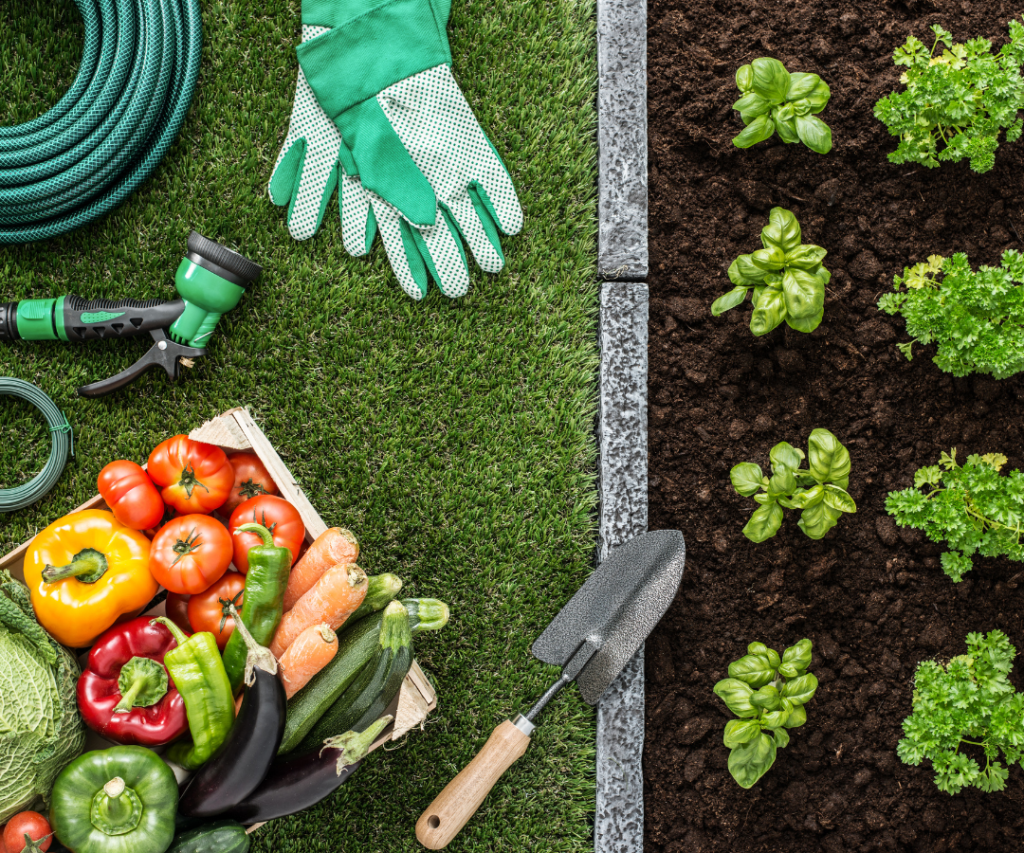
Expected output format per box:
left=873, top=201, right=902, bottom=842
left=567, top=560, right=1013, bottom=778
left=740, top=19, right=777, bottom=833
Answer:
left=0, top=407, right=439, bottom=850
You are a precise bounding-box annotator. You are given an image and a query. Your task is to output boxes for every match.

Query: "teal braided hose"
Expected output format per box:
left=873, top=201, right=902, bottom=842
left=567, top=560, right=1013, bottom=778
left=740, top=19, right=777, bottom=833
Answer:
left=0, top=378, right=73, bottom=512
left=0, top=0, right=202, bottom=243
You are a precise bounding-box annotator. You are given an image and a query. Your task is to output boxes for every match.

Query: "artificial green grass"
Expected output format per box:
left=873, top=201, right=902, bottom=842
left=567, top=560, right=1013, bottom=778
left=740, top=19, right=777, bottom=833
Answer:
left=0, top=1, right=599, bottom=850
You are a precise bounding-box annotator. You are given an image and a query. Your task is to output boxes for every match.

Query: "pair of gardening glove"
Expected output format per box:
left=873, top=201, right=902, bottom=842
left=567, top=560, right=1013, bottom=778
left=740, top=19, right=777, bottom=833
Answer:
left=270, top=0, right=523, bottom=300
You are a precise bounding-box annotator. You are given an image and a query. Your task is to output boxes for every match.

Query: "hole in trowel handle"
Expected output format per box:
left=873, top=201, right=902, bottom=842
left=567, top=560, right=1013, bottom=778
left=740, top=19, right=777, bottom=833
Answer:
left=428, top=816, right=440, bottom=829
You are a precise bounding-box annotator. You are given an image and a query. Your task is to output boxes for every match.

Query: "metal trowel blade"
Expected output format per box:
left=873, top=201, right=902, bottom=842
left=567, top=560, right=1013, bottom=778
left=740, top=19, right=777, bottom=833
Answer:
left=531, top=529, right=686, bottom=705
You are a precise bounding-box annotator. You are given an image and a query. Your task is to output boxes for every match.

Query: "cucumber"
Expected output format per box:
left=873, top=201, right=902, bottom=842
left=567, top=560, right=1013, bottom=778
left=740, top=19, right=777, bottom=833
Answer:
left=279, top=598, right=448, bottom=754
left=295, top=600, right=413, bottom=753
left=167, top=821, right=249, bottom=853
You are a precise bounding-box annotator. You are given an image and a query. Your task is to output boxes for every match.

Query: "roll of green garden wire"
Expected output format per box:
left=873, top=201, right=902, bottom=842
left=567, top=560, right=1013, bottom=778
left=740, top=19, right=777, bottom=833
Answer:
left=0, top=378, right=73, bottom=512
left=0, top=0, right=202, bottom=243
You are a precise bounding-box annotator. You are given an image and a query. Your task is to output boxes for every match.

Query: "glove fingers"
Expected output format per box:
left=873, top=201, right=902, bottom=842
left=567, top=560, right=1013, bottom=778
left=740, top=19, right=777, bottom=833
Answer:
left=268, top=136, right=304, bottom=208
left=340, top=171, right=375, bottom=257
left=376, top=205, right=429, bottom=300
left=413, top=208, right=470, bottom=298
left=445, top=192, right=505, bottom=274
left=288, top=144, right=340, bottom=241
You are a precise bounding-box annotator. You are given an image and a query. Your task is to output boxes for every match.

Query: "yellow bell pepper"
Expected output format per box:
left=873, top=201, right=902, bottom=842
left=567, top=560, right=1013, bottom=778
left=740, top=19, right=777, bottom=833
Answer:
left=24, top=509, right=157, bottom=648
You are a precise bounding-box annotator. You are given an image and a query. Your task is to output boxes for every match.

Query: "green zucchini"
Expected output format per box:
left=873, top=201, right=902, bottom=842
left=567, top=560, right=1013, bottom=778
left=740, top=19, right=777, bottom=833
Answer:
left=167, top=821, right=250, bottom=853
left=278, top=597, right=448, bottom=754
left=296, top=600, right=413, bottom=753
left=348, top=572, right=403, bottom=623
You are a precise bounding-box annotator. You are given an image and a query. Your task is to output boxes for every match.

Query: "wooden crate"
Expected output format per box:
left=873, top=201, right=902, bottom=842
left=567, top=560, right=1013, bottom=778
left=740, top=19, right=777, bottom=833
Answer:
left=0, top=407, right=437, bottom=821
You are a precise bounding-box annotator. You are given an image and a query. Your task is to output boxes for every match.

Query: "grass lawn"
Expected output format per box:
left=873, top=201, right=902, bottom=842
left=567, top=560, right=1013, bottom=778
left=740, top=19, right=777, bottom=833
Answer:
left=0, top=1, right=599, bottom=850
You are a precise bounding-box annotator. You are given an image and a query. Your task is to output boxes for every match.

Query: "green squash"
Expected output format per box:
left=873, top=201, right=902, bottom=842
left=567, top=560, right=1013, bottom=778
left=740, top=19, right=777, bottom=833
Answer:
left=50, top=745, right=178, bottom=853
left=167, top=821, right=250, bottom=853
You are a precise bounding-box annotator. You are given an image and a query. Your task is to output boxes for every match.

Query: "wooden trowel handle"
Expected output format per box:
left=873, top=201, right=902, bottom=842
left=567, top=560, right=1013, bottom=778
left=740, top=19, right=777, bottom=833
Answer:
left=416, top=720, right=531, bottom=849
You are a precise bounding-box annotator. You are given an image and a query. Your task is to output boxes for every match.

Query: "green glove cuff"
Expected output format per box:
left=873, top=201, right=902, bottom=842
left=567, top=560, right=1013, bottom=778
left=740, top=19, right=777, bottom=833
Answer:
left=297, top=0, right=452, bottom=119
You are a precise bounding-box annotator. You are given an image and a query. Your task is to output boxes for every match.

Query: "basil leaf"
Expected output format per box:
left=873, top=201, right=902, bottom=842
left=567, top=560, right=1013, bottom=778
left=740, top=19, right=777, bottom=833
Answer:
left=733, top=253, right=765, bottom=282
left=747, top=642, right=770, bottom=657
left=761, top=709, right=789, bottom=728
left=782, top=638, right=812, bottom=671
left=816, top=265, right=832, bottom=286
left=804, top=77, right=831, bottom=113
left=750, top=289, right=786, bottom=336
left=782, top=268, right=825, bottom=320
left=736, top=63, right=754, bottom=93
left=742, top=501, right=784, bottom=543
left=712, top=286, right=750, bottom=316
left=781, top=672, right=819, bottom=706
left=824, top=483, right=857, bottom=514
left=728, top=257, right=761, bottom=287
left=778, top=662, right=799, bottom=678
left=750, top=57, right=791, bottom=103
left=784, top=703, right=808, bottom=729
left=786, top=71, right=821, bottom=101
left=788, top=484, right=824, bottom=509
left=733, top=115, right=776, bottom=148
left=766, top=648, right=781, bottom=668
left=772, top=726, right=791, bottom=749
left=769, top=441, right=804, bottom=472
left=751, top=246, right=788, bottom=271
left=766, top=207, right=801, bottom=252
left=728, top=654, right=776, bottom=688
left=730, top=462, right=765, bottom=497
left=797, top=499, right=842, bottom=539
left=714, top=678, right=758, bottom=717
left=766, top=465, right=797, bottom=498
left=733, top=92, right=771, bottom=119
left=751, top=684, right=782, bottom=710
left=796, top=114, right=833, bottom=154
left=728, top=732, right=778, bottom=788
left=724, top=719, right=762, bottom=748
left=807, top=428, right=852, bottom=484
left=774, top=114, right=799, bottom=144
left=786, top=244, right=828, bottom=271
left=785, top=308, right=824, bottom=333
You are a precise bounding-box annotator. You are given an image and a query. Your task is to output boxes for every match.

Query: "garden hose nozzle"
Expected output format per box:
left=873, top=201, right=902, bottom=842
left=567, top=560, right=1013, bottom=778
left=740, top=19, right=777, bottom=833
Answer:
left=0, top=232, right=261, bottom=398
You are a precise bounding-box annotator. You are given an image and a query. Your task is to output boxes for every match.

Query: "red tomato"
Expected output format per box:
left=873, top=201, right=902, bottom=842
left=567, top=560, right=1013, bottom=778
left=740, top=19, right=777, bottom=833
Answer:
left=229, top=496, right=305, bottom=574
left=150, top=514, right=233, bottom=594
left=221, top=452, right=279, bottom=516
left=3, top=812, right=51, bottom=853
left=187, top=572, right=245, bottom=649
left=97, top=460, right=165, bottom=530
left=147, top=435, right=234, bottom=515
left=165, top=591, right=193, bottom=633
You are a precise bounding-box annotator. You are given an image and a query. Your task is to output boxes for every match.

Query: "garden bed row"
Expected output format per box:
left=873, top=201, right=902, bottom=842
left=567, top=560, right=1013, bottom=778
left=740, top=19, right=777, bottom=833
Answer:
left=645, top=0, right=1024, bottom=849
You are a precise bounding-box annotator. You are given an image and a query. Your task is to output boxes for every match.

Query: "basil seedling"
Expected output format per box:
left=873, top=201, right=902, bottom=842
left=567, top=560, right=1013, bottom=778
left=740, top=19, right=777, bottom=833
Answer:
left=887, top=450, right=1024, bottom=581
left=712, top=208, right=829, bottom=336
left=714, top=639, right=818, bottom=789
left=731, top=428, right=856, bottom=542
left=874, top=21, right=1024, bottom=173
left=899, top=630, right=1024, bottom=794
left=732, top=58, right=832, bottom=153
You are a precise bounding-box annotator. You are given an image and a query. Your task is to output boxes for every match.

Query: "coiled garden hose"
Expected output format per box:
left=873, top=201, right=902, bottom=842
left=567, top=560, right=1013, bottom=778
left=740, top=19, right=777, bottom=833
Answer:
left=0, top=0, right=203, bottom=243
left=0, top=378, right=73, bottom=512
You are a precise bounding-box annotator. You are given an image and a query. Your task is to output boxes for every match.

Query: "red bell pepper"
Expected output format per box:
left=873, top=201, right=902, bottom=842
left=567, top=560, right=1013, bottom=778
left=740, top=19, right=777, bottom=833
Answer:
left=76, top=616, right=189, bottom=746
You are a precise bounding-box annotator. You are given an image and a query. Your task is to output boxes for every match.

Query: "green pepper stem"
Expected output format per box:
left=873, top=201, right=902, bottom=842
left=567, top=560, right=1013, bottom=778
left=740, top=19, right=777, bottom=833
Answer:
left=226, top=602, right=277, bottom=684
left=41, top=547, right=108, bottom=584
left=150, top=616, right=189, bottom=648
left=91, top=777, right=144, bottom=836
left=235, top=522, right=275, bottom=547
left=113, top=656, right=169, bottom=712
left=104, top=778, right=126, bottom=798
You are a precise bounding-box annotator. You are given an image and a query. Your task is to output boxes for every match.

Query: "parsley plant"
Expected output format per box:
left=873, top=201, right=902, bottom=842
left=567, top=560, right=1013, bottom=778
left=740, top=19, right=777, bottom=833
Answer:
left=878, top=250, right=1024, bottom=379
left=714, top=640, right=818, bottom=789
left=886, top=449, right=1024, bottom=581
left=898, top=630, right=1024, bottom=795
left=731, top=429, right=856, bottom=542
left=874, top=21, right=1024, bottom=173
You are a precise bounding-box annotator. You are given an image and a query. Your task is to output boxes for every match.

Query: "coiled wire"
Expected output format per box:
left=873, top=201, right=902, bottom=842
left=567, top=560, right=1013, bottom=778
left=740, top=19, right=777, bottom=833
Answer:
left=0, top=378, right=73, bottom=512
left=0, top=0, right=203, bottom=243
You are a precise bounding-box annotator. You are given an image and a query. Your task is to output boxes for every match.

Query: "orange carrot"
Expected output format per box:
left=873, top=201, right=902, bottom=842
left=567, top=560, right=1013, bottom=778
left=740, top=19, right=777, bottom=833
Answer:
left=278, top=623, right=339, bottom=698
left=283, top=527, right=359, bottom=611
left=270, top=563, right=367, bottom=657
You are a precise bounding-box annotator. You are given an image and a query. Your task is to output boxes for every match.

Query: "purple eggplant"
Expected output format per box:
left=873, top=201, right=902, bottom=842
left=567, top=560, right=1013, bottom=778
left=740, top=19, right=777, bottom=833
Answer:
left=219, top=715, right=392, bottom=824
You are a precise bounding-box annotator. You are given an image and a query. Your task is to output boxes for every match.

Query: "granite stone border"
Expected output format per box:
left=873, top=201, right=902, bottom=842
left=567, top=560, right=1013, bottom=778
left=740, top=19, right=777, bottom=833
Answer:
left=594, top=0, right=649, bottom=846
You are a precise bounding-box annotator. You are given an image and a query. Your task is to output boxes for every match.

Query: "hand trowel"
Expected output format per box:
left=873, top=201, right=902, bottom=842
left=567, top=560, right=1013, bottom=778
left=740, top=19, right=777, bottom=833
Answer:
left=415, top=529, right=686, bottom=849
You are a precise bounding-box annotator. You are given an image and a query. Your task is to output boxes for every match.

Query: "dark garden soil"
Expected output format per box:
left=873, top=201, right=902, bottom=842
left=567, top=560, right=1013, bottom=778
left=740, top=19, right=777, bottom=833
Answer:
left=645, top=0, right=1024, bottom=850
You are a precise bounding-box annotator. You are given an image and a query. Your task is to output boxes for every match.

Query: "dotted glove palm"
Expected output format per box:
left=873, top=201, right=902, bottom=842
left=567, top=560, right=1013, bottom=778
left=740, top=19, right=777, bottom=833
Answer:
left=269, top=27, right=471, bottom=299
left=297, top=0, right=523, bottom=279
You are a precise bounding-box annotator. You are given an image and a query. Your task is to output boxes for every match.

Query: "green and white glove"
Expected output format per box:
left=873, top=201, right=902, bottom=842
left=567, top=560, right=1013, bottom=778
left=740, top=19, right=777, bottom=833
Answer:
left=297, top=0, right=523, bottom=276
left=269, top=26, right=471, bottom=298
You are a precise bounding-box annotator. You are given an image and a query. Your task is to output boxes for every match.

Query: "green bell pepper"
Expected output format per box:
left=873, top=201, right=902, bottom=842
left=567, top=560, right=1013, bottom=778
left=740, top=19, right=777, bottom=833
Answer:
left=50, top=745, right=178, bottom=853
left=221, top=522, right=291, bottom=692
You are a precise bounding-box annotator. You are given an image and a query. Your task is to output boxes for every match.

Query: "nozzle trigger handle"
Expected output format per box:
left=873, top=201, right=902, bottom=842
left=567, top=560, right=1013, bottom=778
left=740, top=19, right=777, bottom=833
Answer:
left=77, top=329, right=206, bottom=398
